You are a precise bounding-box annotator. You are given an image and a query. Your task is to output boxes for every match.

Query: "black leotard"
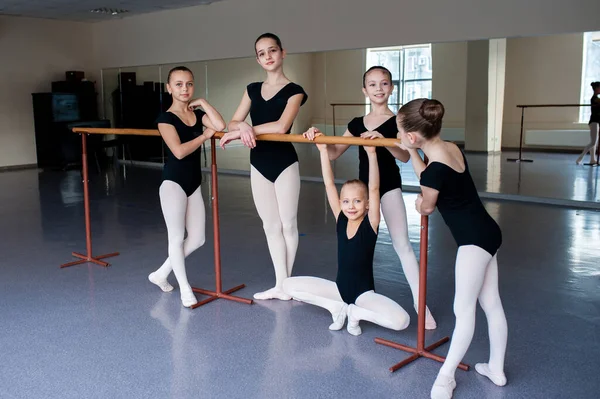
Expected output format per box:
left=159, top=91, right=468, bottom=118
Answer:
left=348, top=116, right=402, bottom=198
left=420, top=149, right=502, bottom=256
left=336, top=213, right=378, bottom=304
left=589, top=95, right=600, bottom=124
left=247, top=82, right=308, bottom=183
left=156, top=109, right=206, bottom=197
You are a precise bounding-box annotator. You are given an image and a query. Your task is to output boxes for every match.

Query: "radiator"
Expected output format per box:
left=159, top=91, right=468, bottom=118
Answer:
left=525, top=129, right=590, bottom=147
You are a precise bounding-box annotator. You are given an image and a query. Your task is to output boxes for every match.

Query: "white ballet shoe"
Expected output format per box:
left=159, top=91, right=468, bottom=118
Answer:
left=346, top=305, right=362, bottom=336
left=253, top=287, right=292, bottom=301
left=430, top=373, right=456, bottom=399
left=180, top=290, right=198, bottom=308
left=475, top=363, right=507, bottom=387
left=329, top=303, right=348, bottom=331
left=148, top=272, right=174, bottom=293
left=414, top=303, right=437, bottom=330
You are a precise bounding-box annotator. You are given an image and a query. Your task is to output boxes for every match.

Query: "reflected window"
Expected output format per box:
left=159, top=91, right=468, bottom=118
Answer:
left=366, top=44, right=432, bottom=113
left=580, top=32, right=600, bottom=123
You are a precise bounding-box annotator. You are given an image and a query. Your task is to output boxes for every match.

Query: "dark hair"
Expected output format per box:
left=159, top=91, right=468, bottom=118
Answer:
left=341, top=179, right=368, bottom=195
left=591, top=81, right=600, bottom=90
left=397, top=98, right=445, bottom=140
left=167, top=66, right=194, bottom=83
left=363, top=66, right=392, bottom=88
left=255, top=33, right=283, bottom=55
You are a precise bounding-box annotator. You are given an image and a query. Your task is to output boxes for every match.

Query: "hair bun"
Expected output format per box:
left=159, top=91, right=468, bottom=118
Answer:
left=419, top=99, right=445, bottom=125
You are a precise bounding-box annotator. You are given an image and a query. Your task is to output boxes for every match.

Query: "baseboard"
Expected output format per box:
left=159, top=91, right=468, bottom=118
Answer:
left=0, top=163, right=38, bottom=172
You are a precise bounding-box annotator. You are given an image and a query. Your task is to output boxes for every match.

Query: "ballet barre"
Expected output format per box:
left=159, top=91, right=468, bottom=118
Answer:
left=66, top=127, right=458, bottom=374
left=509, top=103, right=595, bottom=163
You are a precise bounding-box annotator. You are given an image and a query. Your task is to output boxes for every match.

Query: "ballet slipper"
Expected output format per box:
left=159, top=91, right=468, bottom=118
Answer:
left=253, top=287, right=292, bottom=301
left=475, top=363, right=507, bottom=386
left=329, top=303, right=348, bottom=331
left=346, top=304, right=362, bottom=336
left=430, top=373, right=456, bottom=399
left=414, top=303, right=437, bottom=330
left=180, top=290, right=198, bottom=308
left=148, top=272, right=174, bottom=293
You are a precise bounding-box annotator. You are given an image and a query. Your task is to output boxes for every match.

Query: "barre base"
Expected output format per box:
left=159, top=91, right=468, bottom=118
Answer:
left=61, top=251, right=120, bottom=268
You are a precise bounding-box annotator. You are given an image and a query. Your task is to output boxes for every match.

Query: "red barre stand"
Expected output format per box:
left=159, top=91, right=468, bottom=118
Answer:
left=61, top=133, right=119, bottom=268
left=374, top=215, right=469, bottom=372
left=190, top=137, right=253, bottom=308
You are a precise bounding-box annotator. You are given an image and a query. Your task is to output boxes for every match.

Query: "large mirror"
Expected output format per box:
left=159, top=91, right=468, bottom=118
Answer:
left=100, top=30, right=600, bottom=206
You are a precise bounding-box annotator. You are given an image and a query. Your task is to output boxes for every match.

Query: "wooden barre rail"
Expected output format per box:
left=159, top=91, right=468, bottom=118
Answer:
left=71, top=128, right=401, bottom=147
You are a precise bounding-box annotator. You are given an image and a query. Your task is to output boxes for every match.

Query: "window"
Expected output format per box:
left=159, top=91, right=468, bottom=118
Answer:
left=580, top=32, right=600, bottom=123
left=366, top=44, right=432, bottom=113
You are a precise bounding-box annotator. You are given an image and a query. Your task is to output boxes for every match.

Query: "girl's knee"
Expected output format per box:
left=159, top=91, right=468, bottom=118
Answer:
left=391, top=311, right=410, bottom=330
left=262, top=221, right=282, bottom=236
left=188, top=234, right=206, bottom=252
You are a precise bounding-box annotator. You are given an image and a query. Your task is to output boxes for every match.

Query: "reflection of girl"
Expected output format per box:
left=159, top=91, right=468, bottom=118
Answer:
left=397, top=98, right=507, bottom=399
left=283, top=139, right=410, bottom=336
left=304, top=66, right=436, bottom=329
left=148, top=66, right=226, bottom=308
left=576, top=81, right=600, bottom=165
left=221, top=33, right=308, bottom=301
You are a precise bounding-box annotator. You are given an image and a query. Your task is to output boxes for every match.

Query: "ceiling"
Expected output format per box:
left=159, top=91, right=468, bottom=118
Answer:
left=0, top=0, right=222, bottom=22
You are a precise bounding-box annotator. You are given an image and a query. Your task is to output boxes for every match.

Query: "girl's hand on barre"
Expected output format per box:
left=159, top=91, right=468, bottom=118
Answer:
left=238, top=121, right=256, bottom=148
left=415, top=194, right=424, bottom=214
left=360, top=131, right=384, bottom=140
left=187, top=98, right=206, bottom=110
left=202, top=128, right=216, bottom=140
left=303, top=127, right=322, bottom=141
left=364, top=145, right=377, bottom=155
left=219, top=131, right=241, bottom=149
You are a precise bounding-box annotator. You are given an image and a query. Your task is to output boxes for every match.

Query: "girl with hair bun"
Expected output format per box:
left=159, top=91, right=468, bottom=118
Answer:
left=397, top=98, right=508, bottom=399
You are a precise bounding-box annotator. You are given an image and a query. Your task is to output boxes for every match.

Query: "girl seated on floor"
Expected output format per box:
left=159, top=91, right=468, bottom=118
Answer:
left=282, top=139, right=410, bottom=336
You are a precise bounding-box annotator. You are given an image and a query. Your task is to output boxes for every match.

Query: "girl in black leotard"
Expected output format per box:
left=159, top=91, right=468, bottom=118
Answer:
left=576, top=81, right=600, bottom=165
left=148, top=66, right=226, bottom=308
left=397, top=99, right=508, bottom=399
left=283, top=141, right=409, bottom=336
left=304, top=66, right=437, bottom=330
left=220, top=33, right=308, bottom=301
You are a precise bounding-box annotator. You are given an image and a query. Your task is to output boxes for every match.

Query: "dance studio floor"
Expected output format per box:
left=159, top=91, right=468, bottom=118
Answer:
left=1, top=165, right=599, bottom=398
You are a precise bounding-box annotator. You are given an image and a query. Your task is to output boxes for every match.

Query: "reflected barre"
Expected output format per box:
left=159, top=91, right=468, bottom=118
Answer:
left=71, top=128, right=402, bottom=147
left=509, top=103, right=596, bottom=163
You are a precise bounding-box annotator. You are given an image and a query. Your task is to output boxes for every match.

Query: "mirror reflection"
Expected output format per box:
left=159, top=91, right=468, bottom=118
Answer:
left=99, top=30, right=600, bottom=204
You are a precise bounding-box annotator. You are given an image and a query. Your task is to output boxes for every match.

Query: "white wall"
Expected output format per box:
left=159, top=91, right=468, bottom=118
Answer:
left=502, top=34, right=585, bottom=148
left=0, top=16, right=94, bottom=168
left=432, top=42, right=468, bottom=134
left=91, top=0, right=600, bottom=69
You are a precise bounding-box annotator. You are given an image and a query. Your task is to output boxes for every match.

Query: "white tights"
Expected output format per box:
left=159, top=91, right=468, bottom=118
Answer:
left=282, top=276, right=410, bottom=335
left=577, top=122, right=599, bottom=164
left=251, top=162, right=300, bottom=300
left=381, top=188, right=436, bottom=329
left=432, top=245, right=508, bottom=399
left=149, top=181, right=206, bottom=307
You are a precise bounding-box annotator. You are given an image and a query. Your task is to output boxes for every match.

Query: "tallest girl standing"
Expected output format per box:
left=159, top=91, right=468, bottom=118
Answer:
left=221, top=33, right=308, bottom=300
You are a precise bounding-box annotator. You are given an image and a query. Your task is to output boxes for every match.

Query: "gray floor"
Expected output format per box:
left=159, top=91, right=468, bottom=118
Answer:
left=1, top=165, right=600, bottom=399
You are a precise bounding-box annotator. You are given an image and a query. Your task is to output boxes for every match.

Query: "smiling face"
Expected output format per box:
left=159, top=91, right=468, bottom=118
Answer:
left=340, top=181, right=368, bottom=221
left=362, top=68, right=393, bottom=105
left=255, top=37, right=285, bottom=72
left=167, top=70, right=194, bottom=103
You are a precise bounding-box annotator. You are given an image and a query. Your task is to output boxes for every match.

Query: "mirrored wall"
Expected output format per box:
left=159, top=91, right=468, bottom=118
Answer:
left=100, top=31, right=600, bottom=204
